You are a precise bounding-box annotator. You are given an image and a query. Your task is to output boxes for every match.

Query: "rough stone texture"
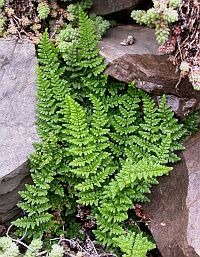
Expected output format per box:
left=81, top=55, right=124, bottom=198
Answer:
left=143, top=131, right=200, bottom=257
left=99, top=25, right=200, bottom=118
left=156, top=95, right=198, bottom=119
left=0, top=163, right=32, bottom=224
left=91, top=0, right=141, bottom=16
left=0, top=39, right=38, bottom=224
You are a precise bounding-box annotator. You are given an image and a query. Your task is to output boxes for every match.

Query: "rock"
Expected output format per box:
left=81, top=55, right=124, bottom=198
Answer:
left=0, top=39, right=38, bottom=224
left=143, top=131, right=200, bottom=257
left=91, top=0, right=141, bottom=16
left=156, top=95, right=198, bottom=119
left=99, top=25, right=200, bottom=118
left=0, top=163, right=32, bottom=224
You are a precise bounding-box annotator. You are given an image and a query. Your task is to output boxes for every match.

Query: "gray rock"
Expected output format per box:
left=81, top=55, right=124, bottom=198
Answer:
left=0, top=164, right=32, bottom=224
left=156, top=95, right=198, bottom=119
left=0, top=39, right=38, bottom=224
left=99, top=25, right=200, bottom=118
left=143, top=131, right=200, bottom=257
left=99, top=25, right=160, bottom=62
left=91, top=0, right=141, bottom=16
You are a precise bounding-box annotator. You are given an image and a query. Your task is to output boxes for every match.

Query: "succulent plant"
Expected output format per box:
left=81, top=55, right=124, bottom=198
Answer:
left=37, top=0, right=50, bottom=20
left=131, top=0, right=180, bottom=44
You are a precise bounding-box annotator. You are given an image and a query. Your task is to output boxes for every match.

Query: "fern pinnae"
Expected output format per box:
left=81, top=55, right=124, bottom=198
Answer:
left=13, top=12, right=191, bottom=256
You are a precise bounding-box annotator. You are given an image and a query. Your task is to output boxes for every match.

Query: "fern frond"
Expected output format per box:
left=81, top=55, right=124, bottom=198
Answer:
left=36, top=30, right=67, bottom=139
left=65, top=95, right=115, bottom=206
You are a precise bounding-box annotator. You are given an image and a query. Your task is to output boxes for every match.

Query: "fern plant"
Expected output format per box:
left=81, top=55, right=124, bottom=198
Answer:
left=14, top=10, right=196, bottom=257
left=13, top=31, right=77, bottom=238
left=78, top=9, right=107, bottom=95
left=13, top=134, right=65, bottom=238
left=56, top=9, right=108, bottom=101
left=66, top=0, right=111, bottom=40
left=65, top=95, right=116, bottom=207
left=36, top=29, right=68, bottom=139
left=61, top=89, right=182, bottom=257
left=67, top=0, right=93, bottom=22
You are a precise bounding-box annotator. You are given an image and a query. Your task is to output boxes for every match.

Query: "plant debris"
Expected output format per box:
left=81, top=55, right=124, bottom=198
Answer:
left=159, top=0, right=200, bottom=90
left=0, top=0, right=68, bottom=43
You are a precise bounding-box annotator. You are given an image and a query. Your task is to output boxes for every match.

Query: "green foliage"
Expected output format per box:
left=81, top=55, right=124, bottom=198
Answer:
left=25, top=239, right=43, bottom=257
left=12, top=30, right=80, bottom=239
left=13, top=134, right=64, bottom=238
left=0, top=237, right=20, bottom=257
left=131, top=0, right=180, bottom=44
left=56, top=9, right=107, bottom=97
left=67, top=4, right=79, bottom=22
left=36, top=29, right=67, bottom=139
left=183, top=111, right=199, bottom=136
left=66, top=1, right=111, bottom=40
left=77, top=9, right=107, bottom=92
left=37, top=0, right=50, bottom=20
left=0, top=237, right=64, bottom=257
left=65, top=95, right=115, bottom=206
left=0, top=0, right=4, bottom=34
left=0, top=0, right=110, bottom=43
left=67, top=0, right=93, bottom=22
left=48, top=245, right=64, bottom=257
left=90, top=14, right=111, bottom=40
left=169, top=0, right=181, bottom=8
left=94, top=159, right=171, bottom=246
left=0, top=0, right=4, bottom=9
left=56, top=24, right=80, bottom=77
left=14, top=10, right=192, bottom=257
left=115, top=232, right=155, bottom=257
left=0, top=13, right=4, bottom=33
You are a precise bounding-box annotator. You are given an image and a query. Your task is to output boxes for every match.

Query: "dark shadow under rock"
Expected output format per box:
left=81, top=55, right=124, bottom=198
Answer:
left=91, top=0, right=142, bottom=16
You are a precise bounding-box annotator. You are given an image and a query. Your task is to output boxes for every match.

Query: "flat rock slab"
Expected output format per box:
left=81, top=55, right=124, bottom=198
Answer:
left=144, top=131, right=200, bottom=257
left=91, top=0, right=141, bottom=15
left=99, top=25, right=200, bottom=118
left=99, top=25, right=160, bottom=61
left=0, top=39, right=38, bottom=223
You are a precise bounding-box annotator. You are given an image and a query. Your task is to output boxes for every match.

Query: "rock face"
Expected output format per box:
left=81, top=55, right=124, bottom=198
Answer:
left=143, top=131, right=200, bottom=257
left=156, top=95, right=198, bottom=120
left=91, top=0, right=141, bottom=16
left=99, top=25, right=200, bottom=118
left=0, top=39, right=38, bottom=224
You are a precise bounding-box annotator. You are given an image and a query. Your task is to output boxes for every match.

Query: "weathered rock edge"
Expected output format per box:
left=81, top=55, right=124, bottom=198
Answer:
left=91, top=0, right=141, bottom=16
left=99, top=25, right=200, bottom=118
left=144, top=131, right=200, bottom=257
left=0, top=39, right=38, bottom=224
